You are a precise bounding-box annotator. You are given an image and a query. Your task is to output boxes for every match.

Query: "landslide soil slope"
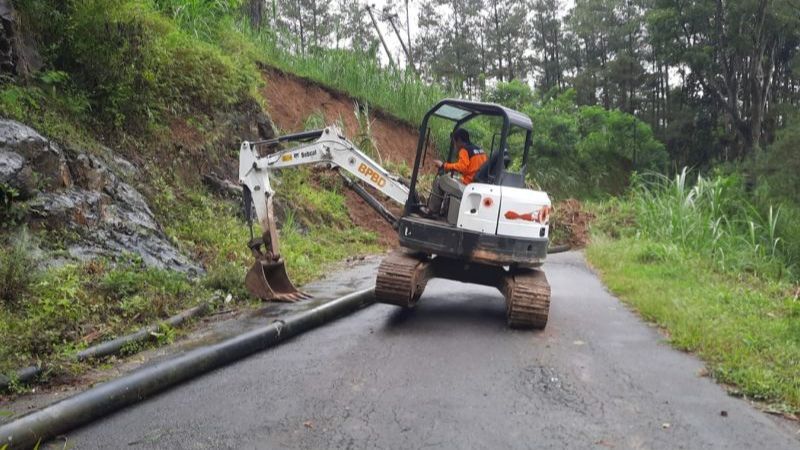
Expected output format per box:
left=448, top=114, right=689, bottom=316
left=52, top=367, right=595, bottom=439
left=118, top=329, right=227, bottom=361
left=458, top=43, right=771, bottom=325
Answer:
left=261, top=69, right=434, bottom=247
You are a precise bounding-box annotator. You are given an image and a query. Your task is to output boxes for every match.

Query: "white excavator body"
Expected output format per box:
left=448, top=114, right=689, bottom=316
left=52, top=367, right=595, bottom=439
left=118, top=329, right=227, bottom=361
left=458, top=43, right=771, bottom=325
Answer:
left=238, top=99, right=555, bottom=329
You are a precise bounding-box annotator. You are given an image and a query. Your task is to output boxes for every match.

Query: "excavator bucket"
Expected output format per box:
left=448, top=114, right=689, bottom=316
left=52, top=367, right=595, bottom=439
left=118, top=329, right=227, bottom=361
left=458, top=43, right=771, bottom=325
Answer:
left=245, top=258, right=311, bottom=302
left=240, top=184, right=310, bottom=303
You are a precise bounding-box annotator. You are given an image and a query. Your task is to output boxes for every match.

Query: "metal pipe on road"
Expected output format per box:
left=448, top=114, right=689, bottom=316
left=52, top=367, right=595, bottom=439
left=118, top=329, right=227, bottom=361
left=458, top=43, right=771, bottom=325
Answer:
left=0, top=288, right=375, bottom=450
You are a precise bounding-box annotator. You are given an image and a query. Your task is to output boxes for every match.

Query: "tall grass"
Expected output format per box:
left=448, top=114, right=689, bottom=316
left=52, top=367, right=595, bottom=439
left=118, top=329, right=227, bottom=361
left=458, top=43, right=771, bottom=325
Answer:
left=149, top=0, right=445, bottom=126
left=629, top=168, right=794, bottom=280
left=247, top=29, right=444, bottom=126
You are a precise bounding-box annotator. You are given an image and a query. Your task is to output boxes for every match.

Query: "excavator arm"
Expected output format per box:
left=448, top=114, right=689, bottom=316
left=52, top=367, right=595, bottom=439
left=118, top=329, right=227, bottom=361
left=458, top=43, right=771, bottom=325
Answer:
left=238, top=126, right=410, bottom=301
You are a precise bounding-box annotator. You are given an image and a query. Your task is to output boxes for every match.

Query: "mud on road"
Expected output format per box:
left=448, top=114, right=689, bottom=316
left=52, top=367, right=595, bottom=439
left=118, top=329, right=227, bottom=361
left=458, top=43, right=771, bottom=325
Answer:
left=63, top=251, right=799, bottom=449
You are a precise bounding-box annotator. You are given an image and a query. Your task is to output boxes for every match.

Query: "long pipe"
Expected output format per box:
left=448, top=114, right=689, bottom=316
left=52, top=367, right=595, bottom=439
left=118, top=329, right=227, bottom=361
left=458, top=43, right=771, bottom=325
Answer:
left=0, top=288, right=375, bottom=449
left=0, top=303, right=211, bottom=391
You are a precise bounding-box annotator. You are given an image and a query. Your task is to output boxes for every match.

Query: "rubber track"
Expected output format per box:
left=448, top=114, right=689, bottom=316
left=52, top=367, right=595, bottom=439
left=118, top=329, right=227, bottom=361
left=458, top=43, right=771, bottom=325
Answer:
left=502, top=269, right=551, bottom=329
left=375, top=250, right=431, bottom=308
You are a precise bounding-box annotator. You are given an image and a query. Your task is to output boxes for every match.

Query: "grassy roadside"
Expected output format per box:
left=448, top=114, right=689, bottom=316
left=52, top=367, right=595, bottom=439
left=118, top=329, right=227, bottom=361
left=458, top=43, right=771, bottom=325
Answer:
left=586, top=233, right=799, bottom=414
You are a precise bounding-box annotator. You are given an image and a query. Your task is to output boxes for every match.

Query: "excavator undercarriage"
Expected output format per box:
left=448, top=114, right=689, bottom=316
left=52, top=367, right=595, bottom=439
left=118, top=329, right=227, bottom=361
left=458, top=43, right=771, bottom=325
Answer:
left=375, top=250, right=551, bottom=328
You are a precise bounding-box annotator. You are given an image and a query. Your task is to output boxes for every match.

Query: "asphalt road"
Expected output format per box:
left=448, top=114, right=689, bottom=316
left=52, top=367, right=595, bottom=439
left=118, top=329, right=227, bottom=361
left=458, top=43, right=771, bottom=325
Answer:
left=64, top=252, right=799, bottom=449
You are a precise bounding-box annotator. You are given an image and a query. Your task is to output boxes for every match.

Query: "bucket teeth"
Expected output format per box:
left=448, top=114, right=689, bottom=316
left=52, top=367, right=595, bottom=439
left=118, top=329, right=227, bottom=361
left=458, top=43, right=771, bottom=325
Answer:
left=245, top=258, right=311, bottom=302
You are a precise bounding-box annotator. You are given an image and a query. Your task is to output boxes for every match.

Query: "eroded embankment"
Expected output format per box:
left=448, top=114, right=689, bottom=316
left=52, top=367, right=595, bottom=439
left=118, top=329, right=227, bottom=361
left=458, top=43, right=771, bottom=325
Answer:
left=261, top=69, right=434, bottom=246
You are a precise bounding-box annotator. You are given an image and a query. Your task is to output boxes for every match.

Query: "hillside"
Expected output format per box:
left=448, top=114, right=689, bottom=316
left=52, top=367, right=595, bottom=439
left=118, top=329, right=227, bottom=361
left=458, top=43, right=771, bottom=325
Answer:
left=0, top=0, right=436, bottom=380
left=260, top=68, right=434, bottom=246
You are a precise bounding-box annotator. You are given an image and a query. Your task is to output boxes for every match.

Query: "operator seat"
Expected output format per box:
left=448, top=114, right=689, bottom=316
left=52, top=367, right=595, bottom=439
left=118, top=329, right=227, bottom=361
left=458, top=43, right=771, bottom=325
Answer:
left=473, top=147, right=510, bottom=184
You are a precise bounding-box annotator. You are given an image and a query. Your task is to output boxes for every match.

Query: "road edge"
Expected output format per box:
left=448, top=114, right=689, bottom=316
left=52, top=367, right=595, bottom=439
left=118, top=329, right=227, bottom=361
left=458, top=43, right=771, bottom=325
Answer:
left=0, top=288, right=375, bottom=450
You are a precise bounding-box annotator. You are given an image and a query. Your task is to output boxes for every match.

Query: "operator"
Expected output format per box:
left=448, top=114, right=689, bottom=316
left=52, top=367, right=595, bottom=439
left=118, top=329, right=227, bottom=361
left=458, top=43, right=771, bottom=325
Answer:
left=429, top=128, right=487, bottom=216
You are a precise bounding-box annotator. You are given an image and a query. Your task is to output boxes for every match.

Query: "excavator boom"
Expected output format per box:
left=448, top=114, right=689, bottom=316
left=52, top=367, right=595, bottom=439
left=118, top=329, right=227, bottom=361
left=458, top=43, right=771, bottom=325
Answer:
left=238, top=126, right=410, bottom=301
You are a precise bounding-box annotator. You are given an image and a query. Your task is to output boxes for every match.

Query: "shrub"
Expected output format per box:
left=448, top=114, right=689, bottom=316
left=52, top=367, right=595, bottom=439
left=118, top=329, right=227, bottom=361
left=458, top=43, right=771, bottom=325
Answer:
left=15, top=0, right=258, bottom=133
left=628, top=168, right=794, bottom=280
left=0, top=230, right=39, bottom=306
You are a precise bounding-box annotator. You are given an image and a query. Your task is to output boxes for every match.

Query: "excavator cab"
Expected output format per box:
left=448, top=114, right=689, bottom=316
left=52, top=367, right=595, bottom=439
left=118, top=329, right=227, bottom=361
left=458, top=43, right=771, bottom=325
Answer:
left=405, top=99, right=535, bottom=220
left=375, top=100, right=553, bottom=328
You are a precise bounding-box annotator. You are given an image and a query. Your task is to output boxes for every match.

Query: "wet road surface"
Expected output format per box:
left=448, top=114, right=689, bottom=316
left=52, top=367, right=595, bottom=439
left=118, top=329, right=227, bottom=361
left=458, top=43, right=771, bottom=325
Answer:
left=64, top=252, right=799, bottom=449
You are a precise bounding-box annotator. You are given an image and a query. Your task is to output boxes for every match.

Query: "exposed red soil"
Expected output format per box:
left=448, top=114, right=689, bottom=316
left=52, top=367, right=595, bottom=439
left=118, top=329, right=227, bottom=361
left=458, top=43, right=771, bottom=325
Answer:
left=341, top=188, right=400, bottom=247
left=260, top=68, right=430, bottom=247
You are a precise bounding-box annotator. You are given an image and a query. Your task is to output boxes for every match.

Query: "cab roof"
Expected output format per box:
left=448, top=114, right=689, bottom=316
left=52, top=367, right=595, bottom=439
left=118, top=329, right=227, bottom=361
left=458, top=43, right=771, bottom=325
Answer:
left=428, top=98, right=533, bottom=131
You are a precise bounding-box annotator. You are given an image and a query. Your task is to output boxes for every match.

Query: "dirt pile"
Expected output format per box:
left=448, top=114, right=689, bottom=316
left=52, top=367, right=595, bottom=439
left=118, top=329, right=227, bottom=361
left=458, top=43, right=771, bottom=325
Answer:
left=552, top=199, right=595, bottom=249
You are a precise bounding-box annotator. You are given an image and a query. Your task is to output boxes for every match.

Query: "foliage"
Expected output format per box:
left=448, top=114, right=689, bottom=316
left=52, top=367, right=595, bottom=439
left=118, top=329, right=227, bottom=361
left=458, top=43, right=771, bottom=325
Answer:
left=0, top=230, right=39, bottom=306
left=648, top=0, right=799, bottom=156
left=256, top=39, right=444, bottom=126
left=486, top=84, right=667, bottom=198
left=0, top=82, right=96, bottom=152
left=587, top=236, right=800, bottom=413
left=0, top=255, right=203, bottom=375
left=755, top=115, right=800, bottom=206
left=13, top=0, right=258, bottom=134
left=620, top=168, right=796, bottom=279
left=353, top=102, right=381, bottom=164
left=151, top=171, right=378, bottom=294
left=0, top=183, right=26, bottom=227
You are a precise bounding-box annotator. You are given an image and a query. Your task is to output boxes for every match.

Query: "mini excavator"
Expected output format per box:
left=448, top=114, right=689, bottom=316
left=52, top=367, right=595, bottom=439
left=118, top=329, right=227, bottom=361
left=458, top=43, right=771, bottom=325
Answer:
left=239, top=99, right=553, bottom=328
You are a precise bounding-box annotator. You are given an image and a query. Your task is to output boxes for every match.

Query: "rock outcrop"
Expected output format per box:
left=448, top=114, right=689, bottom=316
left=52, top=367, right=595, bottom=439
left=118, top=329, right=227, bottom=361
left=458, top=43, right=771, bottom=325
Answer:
left=0, top=119, right=200, bottom=273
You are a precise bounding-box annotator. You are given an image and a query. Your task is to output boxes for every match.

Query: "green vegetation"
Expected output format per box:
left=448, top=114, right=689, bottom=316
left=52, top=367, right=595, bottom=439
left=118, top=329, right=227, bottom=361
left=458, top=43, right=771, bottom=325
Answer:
left=0, top=0, right=379, bottom=382
left=587, top=170, right=800, bottom=411
left=152, top=170, right=378, bottom=299
left=0, top=241, right=204, bottom=374
left=621, top=169, right=795, bottom=279
left=2, top=0, right=797, bottom=410
left=487, top=83, right=667, bottom=198
left=258, top=44, right=443, bottom=126
left=10, top=0, right=257, bottom=135
left=0, top=231, right=38, bottom=305
left=587, top=237, right=799, bottom=412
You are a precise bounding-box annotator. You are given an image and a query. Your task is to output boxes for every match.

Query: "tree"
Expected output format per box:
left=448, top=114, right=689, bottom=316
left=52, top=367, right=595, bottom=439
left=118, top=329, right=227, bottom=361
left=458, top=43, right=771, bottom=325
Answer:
left=530, top=0, right=564, bottom=92
left=648, top=0, right=800, bottom=156
left=332, top=0, right=376, bottom=52
left=565, top=0, right=619, bottom=108
left=483, top=0, right=528, bottom=83
left=277, top=0, right=332, bottom=53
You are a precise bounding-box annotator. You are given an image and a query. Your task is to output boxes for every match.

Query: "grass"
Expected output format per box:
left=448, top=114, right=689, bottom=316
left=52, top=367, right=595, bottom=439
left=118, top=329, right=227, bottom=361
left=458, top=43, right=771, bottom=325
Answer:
left=0, top=172, right=379, bottom=379
left=0, top=245, right=206, bottom=376
left=256, top=40, right=443, bottom=126
left=625, top=169, right=795, bottom=280
left=586, top=169, right=800, bottom=412
left=147, top=0, right=444, bottom=127
left=0, top=1, right=384, bottom=385
left=586, top=236, right=800, bottom=412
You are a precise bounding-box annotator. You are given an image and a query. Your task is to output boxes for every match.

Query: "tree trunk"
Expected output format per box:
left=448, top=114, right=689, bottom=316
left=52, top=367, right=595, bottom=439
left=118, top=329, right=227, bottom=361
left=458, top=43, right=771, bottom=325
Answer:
left=247, top=0, right=264, bottom=29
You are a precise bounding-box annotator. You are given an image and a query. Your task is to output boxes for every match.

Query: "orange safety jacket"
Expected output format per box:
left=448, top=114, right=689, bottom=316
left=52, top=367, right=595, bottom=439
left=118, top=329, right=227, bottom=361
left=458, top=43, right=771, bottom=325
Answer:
left=444, top=144, right=487, bottom=184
